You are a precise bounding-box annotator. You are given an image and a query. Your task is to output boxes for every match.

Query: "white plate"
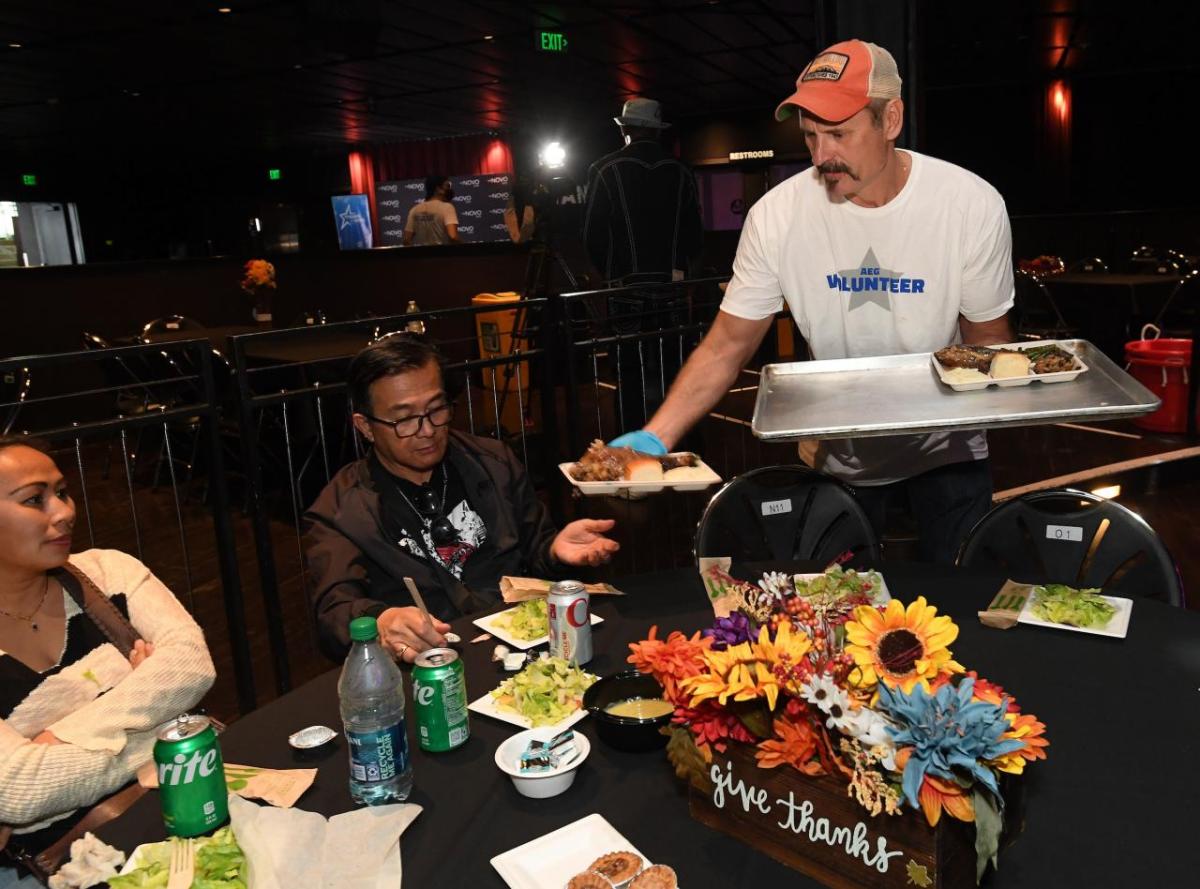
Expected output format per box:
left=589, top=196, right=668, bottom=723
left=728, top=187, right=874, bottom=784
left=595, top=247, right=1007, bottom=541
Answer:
left=932, top=340, right=1089, bottom=391
left=474, top=606, right=604, bottom=650
left=559, top=456, right=722, bottom=495
left=491, top=813, right=650, bottom=889
left=1017, top=590, right=1132, bottom=639
left=468, top=668, right=595, bottom=733
left=793, top=571, right=891, bottom=606
left=118, top=842, right=155, bottom=875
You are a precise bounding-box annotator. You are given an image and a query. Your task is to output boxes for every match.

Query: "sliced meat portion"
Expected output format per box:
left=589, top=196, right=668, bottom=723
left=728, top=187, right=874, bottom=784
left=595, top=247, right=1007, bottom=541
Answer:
left=934, top=345, right=997, bottom=371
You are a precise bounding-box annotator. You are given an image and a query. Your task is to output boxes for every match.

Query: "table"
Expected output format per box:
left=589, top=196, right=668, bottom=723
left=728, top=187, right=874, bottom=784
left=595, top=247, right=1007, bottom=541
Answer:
left=98, top=563, right=1200, bottom=887
left=136, top=325, right=262, bottom=353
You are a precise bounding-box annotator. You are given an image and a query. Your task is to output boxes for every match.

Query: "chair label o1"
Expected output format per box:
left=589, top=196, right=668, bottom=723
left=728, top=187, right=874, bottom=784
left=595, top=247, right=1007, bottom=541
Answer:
left=1046, top=524, right=1083, bottom=541
left=761, top=498, right=793, bottom=516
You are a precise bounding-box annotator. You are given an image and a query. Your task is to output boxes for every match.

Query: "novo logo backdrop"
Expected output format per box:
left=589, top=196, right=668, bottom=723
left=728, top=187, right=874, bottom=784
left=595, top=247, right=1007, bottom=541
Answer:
left=374, top=173, right=512, bottom=246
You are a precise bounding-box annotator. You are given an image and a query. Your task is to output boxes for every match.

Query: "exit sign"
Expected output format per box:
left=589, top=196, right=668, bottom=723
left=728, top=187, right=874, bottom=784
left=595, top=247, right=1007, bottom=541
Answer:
left=268, top=168, right=282, bottom=180
left=537, top=31, right=567, bottom=52
left=21, top=173, right=36, bottom=186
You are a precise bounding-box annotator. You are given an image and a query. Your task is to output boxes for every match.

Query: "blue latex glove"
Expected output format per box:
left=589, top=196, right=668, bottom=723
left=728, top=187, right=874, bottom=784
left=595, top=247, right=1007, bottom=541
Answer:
left=608, top=430, right=667, bottom=455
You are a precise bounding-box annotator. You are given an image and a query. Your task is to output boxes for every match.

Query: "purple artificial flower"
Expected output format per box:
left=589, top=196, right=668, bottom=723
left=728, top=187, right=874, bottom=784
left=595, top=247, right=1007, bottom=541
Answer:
left=702, top=612, right=754, bottom=650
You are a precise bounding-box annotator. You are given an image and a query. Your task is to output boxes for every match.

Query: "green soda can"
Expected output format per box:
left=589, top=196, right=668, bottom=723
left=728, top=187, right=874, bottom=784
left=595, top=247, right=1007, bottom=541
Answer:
left=154, top=714, right=228, bottom=837
left=412, top=648, right=469, bottom=752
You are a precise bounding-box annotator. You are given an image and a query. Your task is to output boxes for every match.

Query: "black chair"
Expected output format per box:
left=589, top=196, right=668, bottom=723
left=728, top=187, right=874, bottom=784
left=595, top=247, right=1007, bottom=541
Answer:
left=694, top=465, right=881, bottom=567
left=140, top=315, right=205, bottom=340
left=1013, top=268, right=1077, bottom=340
left=1067, top=257, right=1108, bottom=274
left=957, top=489, right=1184, bottom=607
left=2, top=365, right=32, bottom=435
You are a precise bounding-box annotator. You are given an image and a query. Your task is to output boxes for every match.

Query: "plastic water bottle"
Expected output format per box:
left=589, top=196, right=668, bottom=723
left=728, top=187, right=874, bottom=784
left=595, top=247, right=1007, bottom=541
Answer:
left=338, top=616, right=413, bottom=804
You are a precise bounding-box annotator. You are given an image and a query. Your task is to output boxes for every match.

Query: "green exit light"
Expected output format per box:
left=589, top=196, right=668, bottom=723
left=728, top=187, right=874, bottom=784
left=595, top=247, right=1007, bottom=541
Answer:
left=21, top=173, right=36, bottom=186
left=538, top=31, right=567, bottom=52
left=268, top=168, right=282, bottom=180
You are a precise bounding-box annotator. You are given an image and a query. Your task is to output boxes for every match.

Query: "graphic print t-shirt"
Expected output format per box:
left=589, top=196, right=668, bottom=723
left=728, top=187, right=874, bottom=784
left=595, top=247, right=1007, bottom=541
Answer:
left=404, top=199, right=459, bottom=246
left=374, top=459, right=487, bottom=579
left=720, top=150, right=1014, bottom=485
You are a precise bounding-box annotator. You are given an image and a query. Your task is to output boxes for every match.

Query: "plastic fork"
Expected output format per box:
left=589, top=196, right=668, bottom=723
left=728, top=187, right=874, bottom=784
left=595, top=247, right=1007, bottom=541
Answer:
left=166, top=837, right=195, bottom=889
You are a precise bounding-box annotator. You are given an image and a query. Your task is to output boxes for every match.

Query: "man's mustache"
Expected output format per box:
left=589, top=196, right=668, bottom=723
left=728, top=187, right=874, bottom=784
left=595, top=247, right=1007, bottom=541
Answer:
left=817, top=162, right=858, bottom=180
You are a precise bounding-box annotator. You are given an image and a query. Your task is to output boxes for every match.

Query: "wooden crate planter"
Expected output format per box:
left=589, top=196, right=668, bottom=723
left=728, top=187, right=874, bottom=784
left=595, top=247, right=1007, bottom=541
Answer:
left=688, top=744, right=989, bottom=889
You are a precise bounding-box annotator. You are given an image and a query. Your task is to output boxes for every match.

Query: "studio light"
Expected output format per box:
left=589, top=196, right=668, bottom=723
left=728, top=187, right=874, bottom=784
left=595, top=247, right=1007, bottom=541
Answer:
left=539, top=141, right=566, bottom=169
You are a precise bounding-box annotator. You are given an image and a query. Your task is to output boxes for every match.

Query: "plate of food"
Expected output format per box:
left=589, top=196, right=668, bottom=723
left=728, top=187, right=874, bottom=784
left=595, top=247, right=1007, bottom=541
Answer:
left=561, top=440, right=721, bottom=495
left=1016, top=583, right=1132, bottom=639
left=112, top=827, right=246, bottom=887
left=492, top=813, right=678, bottom=889
left=474, top=599, right=604, bottom=650
left=792, top=567, right=891, bottom=605
left=469, top=654, right=598, bottom=731
left=932, top=340, right=1088, bottom=391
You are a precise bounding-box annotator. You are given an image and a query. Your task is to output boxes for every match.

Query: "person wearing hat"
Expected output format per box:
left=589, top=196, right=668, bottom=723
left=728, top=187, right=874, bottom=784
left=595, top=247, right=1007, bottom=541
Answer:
left=584, top=97, right=705, bottom=426
left=610, top=40, right=1016, bottom=564
left=583, top=97, right=703, bottom=285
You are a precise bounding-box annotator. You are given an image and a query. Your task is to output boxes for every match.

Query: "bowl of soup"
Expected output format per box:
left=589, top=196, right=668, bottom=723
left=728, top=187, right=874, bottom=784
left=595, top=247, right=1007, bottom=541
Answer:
left=583, top=671, right=674, bottom=751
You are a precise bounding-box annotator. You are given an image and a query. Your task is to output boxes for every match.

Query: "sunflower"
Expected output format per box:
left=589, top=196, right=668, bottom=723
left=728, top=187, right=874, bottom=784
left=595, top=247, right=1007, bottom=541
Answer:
left=844, top=597, right=963, bottom=693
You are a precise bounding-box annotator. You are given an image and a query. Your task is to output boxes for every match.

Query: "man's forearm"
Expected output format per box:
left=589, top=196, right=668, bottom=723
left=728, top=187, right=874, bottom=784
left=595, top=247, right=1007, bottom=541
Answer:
left=644, top=311, right=773, bottom=449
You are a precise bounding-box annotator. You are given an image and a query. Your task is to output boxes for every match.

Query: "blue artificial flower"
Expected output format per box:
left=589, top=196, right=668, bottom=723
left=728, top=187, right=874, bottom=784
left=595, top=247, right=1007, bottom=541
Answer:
left=702, top=613, right=754, bottom=650
left=874, top=677, right=1025, bottom=811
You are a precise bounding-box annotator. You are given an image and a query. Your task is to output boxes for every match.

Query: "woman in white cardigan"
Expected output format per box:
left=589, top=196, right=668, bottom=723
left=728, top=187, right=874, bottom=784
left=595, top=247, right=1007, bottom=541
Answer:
left=0, top=439, right=216, bottom=885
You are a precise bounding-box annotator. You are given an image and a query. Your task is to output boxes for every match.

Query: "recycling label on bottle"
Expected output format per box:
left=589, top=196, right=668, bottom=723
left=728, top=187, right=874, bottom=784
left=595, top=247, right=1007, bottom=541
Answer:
left=346, top=721, right=409, bottom=783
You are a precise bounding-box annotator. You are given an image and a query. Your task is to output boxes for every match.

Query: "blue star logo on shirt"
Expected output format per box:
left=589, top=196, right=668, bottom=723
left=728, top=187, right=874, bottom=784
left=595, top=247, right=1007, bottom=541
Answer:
left=826, top=248, right=926, bottom=310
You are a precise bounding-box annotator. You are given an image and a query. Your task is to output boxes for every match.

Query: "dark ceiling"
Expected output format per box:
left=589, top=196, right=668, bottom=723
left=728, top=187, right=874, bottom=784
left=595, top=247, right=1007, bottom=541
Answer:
left=0, top=0, right=820, bottom=155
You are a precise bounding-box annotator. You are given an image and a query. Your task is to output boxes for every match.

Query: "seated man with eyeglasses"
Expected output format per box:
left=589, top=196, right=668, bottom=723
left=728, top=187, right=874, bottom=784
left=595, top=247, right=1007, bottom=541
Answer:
left=303, top=334, right=620, bottom=662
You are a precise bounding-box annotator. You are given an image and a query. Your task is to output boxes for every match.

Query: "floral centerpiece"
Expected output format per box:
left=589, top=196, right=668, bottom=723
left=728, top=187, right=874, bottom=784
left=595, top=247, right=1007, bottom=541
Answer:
left=628, top=567, right=1048, bottom=885
left=240, top=258, right=277, bottom=322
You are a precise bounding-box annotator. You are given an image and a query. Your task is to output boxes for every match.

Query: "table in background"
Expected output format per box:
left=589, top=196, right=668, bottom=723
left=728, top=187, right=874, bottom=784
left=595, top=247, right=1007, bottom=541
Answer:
left=1045, top=273, right=1181, bottom=359
left=98, top=564, right=1200, bottom=887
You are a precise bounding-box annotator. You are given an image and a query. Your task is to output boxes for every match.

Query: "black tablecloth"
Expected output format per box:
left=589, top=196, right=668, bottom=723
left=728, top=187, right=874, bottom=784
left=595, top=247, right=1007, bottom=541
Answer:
left=97, top=562, right=1200, bottom=887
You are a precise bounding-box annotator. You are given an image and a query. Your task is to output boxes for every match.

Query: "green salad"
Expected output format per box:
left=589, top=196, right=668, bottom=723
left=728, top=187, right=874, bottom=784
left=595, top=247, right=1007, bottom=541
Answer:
left=493, top=598, right=549, bottom=641
left=794, top=567, right=884, bottom=601
left=109, top=827, right=246, bottom=889
left=491, top=655, right=596, bottom=726
left=1030, top=583, right=1116, bottom=629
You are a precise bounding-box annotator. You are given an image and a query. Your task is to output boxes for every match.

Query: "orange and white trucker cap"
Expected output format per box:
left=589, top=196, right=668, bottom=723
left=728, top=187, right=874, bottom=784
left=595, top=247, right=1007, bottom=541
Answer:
left=774, top=39, right=902, bottom=122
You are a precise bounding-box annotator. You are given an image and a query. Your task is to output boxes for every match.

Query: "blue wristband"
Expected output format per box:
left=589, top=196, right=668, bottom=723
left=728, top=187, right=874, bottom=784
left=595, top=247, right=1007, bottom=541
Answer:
left=608, top=430, right=667, bottom=455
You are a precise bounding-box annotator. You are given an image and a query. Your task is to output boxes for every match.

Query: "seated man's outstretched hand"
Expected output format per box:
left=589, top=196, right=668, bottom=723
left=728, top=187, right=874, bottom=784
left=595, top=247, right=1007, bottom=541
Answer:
left=551, top=518, right=619, bottom=567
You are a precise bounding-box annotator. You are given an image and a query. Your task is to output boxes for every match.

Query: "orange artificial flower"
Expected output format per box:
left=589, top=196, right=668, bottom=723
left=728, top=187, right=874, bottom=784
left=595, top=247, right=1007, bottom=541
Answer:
left=992, top=712, right=1049, bottom=774
left=895, top=747, right=974, bottom=826
left=628, top=626, right=713, bottom=706
left=756, top=717, right=824, bottom=775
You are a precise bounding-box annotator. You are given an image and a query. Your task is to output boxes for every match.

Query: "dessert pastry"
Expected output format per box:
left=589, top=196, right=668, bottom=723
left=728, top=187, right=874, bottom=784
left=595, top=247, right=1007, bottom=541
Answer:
left=567, top=872, right=616, bottom=889
left=989, top=350, right=1032, bottom=379
left=586, top=851, right=643, bottom=884
left=630, top=864, right=678, bottom=889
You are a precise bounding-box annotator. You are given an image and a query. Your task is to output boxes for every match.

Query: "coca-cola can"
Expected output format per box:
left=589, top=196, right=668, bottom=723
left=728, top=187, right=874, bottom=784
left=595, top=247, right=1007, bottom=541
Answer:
left=547, top=580, right=592, bottom=665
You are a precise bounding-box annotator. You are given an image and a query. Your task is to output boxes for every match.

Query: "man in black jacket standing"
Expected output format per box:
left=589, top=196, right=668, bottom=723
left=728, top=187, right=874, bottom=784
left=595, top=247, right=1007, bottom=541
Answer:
left=583, top=97, right=703, bottom=285
left=304, top=335, right=619, bottom=661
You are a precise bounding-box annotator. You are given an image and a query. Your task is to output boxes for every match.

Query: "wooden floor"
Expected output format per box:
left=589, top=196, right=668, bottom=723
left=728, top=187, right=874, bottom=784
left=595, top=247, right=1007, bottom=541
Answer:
left=59, top=387, right=1200, bottom=725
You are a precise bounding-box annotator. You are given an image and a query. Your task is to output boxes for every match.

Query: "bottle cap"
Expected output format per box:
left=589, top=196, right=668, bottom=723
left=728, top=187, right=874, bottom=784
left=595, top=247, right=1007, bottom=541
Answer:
left=349, top=616, right=379, bottom=642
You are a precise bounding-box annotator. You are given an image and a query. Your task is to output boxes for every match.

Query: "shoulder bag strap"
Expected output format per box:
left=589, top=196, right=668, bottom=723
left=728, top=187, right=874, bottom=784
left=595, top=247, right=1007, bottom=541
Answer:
left=54, top=563, right=139, bottom=657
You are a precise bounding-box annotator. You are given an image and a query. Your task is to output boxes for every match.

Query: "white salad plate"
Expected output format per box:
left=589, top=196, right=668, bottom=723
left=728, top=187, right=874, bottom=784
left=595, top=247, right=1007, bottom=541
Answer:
left=932, top=340, right=1089, bottom=392
left=473, top=606, right=603, bottom=650
left=1017, top=590, right=1132, bottom=639
left=491, top=813, right=652, bottom=889
left=468, top=679, right=594, bottom=733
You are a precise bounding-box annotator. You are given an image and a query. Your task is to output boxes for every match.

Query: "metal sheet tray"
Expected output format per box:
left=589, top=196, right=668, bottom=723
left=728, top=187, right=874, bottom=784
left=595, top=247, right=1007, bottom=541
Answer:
left=751, top=339, right=1160, bottom=441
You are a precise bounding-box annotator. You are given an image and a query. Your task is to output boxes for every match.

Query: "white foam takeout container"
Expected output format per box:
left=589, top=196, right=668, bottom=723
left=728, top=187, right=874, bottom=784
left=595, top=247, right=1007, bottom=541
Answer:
left=931, top=340, right=1089, bottom=392
left=559, top=453, right=722, bottom=495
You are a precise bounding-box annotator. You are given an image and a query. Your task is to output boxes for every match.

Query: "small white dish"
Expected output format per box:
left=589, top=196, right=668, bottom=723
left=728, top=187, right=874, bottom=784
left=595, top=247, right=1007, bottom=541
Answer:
left=1017, top=590, right=1133, bottom=639
left=468, top=690, right=590, bottom=734
left=559, top=456, right=721, bottom=496
left=474, top=606, right=604, bottom=650
left=494, top=728, right=591, bottom=799
left=491, top=813, right=649, bottom=889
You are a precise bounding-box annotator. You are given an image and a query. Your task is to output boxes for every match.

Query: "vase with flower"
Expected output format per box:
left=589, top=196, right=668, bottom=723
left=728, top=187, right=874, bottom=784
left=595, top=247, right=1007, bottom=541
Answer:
left=241, top=258, right=277, bottom=324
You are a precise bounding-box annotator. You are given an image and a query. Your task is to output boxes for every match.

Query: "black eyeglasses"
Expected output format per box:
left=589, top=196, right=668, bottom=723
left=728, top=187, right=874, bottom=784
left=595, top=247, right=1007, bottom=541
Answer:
left=363, top=403, right=455, bottom=438
left=411, top=487, right=458, bottom=546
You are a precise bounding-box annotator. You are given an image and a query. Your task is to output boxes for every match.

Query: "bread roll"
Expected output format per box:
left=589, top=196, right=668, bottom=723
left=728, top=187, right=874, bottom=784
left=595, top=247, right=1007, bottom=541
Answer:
left=624, top=457, right=664, bottom=482
left=989, top=351, right=1031, bottom=379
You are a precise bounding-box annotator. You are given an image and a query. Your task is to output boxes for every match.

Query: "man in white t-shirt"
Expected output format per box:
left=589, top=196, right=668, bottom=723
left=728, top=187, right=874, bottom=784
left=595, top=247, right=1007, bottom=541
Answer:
left=403, top=176, right=460, bottom=246
left=610, top=39, right=1015, bottom=563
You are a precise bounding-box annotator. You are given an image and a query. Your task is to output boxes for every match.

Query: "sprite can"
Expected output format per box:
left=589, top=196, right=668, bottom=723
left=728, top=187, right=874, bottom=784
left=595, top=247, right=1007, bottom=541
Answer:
left=412, top=648, right=469, bottom=752
left=154, top=714, right=228, bottom=837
